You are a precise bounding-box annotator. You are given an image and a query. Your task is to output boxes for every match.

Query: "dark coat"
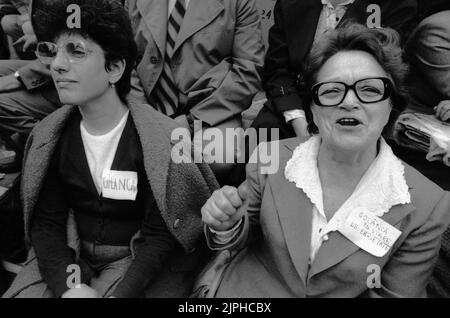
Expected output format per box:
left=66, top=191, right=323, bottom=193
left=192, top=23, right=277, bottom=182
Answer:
left=4, top=99, right=219, bottom=298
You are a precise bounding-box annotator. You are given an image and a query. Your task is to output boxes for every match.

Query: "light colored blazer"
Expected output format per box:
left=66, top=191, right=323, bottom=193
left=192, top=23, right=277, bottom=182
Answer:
left=126, top=0, right=264, bottom=126
left=207, top=137, right=450, bottom=297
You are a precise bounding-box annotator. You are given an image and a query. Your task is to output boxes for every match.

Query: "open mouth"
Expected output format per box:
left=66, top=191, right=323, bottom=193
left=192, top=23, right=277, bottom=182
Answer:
left=336, top=118, right=362, bottom=126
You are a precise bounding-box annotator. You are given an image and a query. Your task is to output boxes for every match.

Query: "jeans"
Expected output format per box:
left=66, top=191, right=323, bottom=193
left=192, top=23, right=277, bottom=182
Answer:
left=78, top=240, right=133, bottom=297
left=2, top=241, right=134, bottom=298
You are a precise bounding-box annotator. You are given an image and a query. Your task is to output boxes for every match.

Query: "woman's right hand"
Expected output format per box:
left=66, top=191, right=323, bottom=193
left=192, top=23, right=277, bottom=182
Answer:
left=61, top=284, right=100, bottom=298
left=434, top=100, right=450, bottom=122
left=201, top=182, right=248, bottom=232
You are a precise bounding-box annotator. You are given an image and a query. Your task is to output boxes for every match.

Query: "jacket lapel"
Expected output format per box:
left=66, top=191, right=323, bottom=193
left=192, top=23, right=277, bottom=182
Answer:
left=128, top=99, right=218, bottom=253
left=127, top=99, right=171, bottom=217
left=268, top=139, right=313, bottom=287
left=309, top=185, right=416, bottom=279
left=269, top=137, right=418, bottom=281
left=173, top=0, right=224, bottom=55
left=22, top=105, right=77, bottom=241
left=136, top=0, right=168, bottom=55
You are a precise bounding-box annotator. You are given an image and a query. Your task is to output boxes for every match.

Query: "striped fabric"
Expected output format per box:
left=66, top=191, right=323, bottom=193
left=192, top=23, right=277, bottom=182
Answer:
left=152, top=0, right=186, bottom=116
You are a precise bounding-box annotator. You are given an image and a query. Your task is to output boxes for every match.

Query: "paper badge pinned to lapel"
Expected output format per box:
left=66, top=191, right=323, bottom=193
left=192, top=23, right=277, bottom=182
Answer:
left=102, top=170, right=138, bottom=201
left=339, top=210, right=402, bottom=257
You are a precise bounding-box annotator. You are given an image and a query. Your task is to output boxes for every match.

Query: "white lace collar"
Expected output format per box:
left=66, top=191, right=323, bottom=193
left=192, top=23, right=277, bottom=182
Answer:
left=285, top=135, right=411, bottom=229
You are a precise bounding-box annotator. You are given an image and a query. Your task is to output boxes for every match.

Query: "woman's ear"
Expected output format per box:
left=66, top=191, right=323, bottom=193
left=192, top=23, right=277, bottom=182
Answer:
left=106, top=58, right=126, bottom=85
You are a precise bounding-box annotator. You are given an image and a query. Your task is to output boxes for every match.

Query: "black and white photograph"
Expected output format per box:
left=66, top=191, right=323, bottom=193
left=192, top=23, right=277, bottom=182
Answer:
left=0, top=0, right=449, bottom=306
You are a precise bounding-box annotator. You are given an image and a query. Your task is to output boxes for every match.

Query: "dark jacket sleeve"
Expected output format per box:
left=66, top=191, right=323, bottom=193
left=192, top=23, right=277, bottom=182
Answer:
left=262, top=0, right=304, bottom=114
left=17, top=59, right=52, bottom=91
left=378, top=0, right=418, bottom=44
left=30, top=152, right=84, bottom=298
left=111, top=192, right=177, bottom=298
left=10, top=0, right=29, bottom=14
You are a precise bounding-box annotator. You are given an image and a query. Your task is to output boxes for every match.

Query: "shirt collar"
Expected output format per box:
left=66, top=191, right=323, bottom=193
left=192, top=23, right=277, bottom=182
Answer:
left=285, top=135, right=411, bottom=221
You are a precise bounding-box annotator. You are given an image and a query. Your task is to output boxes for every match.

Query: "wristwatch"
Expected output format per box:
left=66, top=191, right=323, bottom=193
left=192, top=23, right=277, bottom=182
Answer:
left=14, top=71, right=25, bottom=87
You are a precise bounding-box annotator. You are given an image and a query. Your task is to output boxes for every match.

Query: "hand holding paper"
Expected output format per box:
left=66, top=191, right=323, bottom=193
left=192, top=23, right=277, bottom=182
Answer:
left=393, top=112, right=450, bottom=166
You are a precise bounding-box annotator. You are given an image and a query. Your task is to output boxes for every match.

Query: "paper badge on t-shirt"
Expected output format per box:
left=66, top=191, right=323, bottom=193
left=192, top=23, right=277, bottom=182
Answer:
left=339, top=209, right=402, bottom=257
left=102, top=169, right=138, bottom=201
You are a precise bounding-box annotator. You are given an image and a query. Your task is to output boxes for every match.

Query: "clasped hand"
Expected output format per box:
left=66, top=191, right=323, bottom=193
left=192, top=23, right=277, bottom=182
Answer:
left=201, top=182, right=248, bottom=232
left=434, top=100, right=450, bottom=122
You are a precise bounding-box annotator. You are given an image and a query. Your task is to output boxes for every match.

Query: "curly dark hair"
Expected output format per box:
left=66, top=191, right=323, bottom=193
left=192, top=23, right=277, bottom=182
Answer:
left=32, top=0, right=137, bottom=103
left=300, top=23, right=409, bottom=135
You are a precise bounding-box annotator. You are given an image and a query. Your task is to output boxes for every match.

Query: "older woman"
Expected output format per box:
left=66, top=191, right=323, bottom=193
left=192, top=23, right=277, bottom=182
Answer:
left=3, top=0, right=217, bottom=298
left=199, top=23, right=450, bottom=297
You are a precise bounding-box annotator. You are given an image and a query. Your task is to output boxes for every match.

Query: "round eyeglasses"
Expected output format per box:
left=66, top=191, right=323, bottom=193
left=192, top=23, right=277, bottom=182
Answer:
left=311, top=77, right=393, bottom=107
left=35, top=40, right=94, bottom=65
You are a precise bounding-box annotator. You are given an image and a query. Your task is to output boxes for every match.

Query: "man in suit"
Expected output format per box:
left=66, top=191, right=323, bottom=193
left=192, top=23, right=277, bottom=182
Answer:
left=125, top=0, right=264, bottom=181
left=252, top=0, right=418, bottom=140
left=0, top=0, right=265, bottom=180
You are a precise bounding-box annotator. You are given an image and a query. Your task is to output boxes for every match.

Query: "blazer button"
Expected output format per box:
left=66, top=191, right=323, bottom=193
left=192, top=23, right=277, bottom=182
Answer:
left=150, top=56, right=159, bottom=64
left=173, top=219, right=182, bottom=229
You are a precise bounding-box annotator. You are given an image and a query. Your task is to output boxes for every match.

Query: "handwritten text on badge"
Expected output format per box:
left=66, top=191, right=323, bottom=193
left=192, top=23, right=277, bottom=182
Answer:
left=339, top=210, right=402, bottom=257
left=102, top=170, right=138, bottom=201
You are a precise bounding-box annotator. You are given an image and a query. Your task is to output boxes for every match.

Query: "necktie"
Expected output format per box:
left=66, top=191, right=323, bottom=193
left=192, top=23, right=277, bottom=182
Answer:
left=152, top=0, right=186, bottom=116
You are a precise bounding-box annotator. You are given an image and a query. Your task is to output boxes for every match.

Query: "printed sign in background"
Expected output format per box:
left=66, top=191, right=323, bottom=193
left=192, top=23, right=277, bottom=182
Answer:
left=256, top=0, right=276, bottom=50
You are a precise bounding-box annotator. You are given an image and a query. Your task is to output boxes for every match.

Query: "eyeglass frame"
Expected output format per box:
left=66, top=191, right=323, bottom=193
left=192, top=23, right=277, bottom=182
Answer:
left=311, top=77, right=394, bottom=107
left=35, top=40, right=94, bottom=65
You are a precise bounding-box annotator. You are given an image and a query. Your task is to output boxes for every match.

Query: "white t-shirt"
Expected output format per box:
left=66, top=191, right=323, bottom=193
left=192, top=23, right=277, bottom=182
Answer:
left=80, top=110, right=130, bottom=194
